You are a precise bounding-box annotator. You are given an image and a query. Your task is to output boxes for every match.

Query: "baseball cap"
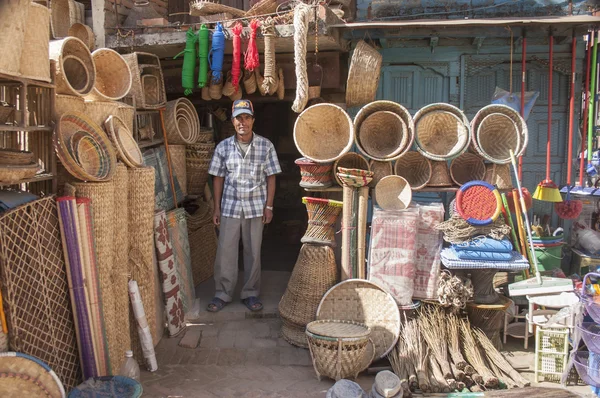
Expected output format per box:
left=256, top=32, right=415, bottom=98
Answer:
left=232, top=99, right=254, bottom=118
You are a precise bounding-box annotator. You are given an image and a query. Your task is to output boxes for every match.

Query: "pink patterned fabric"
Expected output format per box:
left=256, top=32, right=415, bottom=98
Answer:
left=413, top=203, right=445, bottom=299
left=153, top=210, right=185, bottom=337
left=368, top=207, right=419, bottom=305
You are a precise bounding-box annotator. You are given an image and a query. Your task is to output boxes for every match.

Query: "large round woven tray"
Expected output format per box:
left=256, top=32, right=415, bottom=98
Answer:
left=294, top=103, right=354, bottom=163
left=354, top=101, right=414, bottom=162
left=316, top=279, right=401, bottom=359
left=470, top=104, right=528, bottom=163
left=165, top=98, right=200, bottom=145
left=346, top=40, right=383, bottom=108
left=104, top=115, right=144, bottom=168
left=394, top=151, right=432, bottom=190
left=357, top=111, right=408, bottom=160
left=0, top=352, right=65, bottom=398
left=449, top=152, right=486, bottom=186
left=414, top=105, right=470, bottom=161
left=374, top=175, right=412, bottom=211
left=475, top=112, right=520, bottom=164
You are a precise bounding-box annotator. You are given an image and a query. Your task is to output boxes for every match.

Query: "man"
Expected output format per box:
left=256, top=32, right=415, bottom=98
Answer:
left=206, top=99, right=281, bottom=312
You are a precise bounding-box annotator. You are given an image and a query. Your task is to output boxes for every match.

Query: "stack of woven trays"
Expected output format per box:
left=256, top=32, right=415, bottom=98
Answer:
left=186, top=130, right=215, bottom=196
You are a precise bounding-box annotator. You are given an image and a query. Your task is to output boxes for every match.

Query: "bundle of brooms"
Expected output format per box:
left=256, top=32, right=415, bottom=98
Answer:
left=388, top=307, right=530, bottom=395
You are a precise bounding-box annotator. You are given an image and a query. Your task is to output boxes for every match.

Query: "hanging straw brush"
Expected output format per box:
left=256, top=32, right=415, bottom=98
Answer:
left=533, top=30, right=562, bottom=202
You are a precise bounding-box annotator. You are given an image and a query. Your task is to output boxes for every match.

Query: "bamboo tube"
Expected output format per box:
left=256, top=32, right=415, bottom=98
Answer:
left=357, top=186, right=368, bottom=279
left=341, top=185, right=353, bottom=280
left=511, top=189, right=528, bottom=256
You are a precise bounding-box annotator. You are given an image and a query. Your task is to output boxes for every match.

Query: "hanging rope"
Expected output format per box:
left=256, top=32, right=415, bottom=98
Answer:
left=174, top=27, right=197, bottom=96
left=197, top=24, right=210, bottom=88
left=231, top=22, right=243, bottom=91
left=210, top=22, right=226, bottom=84
left=291, top=2, right=310, bottom=113
left=244, top=19, right=260, bottom=72
left=261, top=18, right=278, bottom=95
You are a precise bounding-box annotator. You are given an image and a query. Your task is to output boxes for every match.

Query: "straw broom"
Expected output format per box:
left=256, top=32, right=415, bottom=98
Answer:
left=460, top=320, right=499, bottom=389
left=447, top=314, right=468, bottom=370
left=487, top=356, right=517, bottom=389
left=429, top=356, right=451, bottom=393
left=388, top=336, right=411, bottom=394
left=473, top=328, right=530, bottom=387
left=404, top=319, right=430, bottom=392
left=420, top=307, right=453, bottom=378
left=451, top=361, right=465, bottom=382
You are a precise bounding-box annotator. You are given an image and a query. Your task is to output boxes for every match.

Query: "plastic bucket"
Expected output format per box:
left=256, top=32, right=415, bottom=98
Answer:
left=530, top=238, right=564, bottom=272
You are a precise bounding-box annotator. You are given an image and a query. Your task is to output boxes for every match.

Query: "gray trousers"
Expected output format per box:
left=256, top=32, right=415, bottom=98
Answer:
left=214, top=210, right=264, bottom=302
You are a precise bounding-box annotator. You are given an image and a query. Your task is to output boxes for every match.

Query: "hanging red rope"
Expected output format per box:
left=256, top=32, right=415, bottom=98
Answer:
left=244, top=19, right=260, bottom=72
left=231, top=22, right=243, bottom=90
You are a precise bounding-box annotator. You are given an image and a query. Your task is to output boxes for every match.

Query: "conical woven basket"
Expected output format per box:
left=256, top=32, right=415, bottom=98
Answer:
left=50, top=0, right=70, bottom=38
left=281, top=317, right=308, bottom=348
left=413, top=103, right=470, bottom=161
left=374, top=175, right=412, bottom=210
left=54, top=95, right=85, bottom=121
left=346, top=40, right=382, bottom=108
left=0, top=1, right=29, bottom=78
left=473, top=109, right=524, bottom=164
left=470, top=104, right=528, bottom=161
left=369, top=160, right=393, bottom=188
left=449, top=152, right=486, bottom=186
left=86, top=48, right=132, bottom=101
left=394, top=151, right=432, bottom=190
left=333, top=152, right=370, bottom=186
left=68, top=23, right=95, bottom=51
left=49, top=37, right=96, bottom=97
left=427, top=161, right=452, bottom=187
left=354, top=101, right=414, bottom=161
left=484, top=163, right=513, bottom=189
left=294, top=104, right=354, bottom=163
left=19, top=2, right=50, bottom=82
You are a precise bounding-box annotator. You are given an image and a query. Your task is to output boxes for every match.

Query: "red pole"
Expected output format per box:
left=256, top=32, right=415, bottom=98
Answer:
left=567, top=32, right=577, bottom=185
left=518, top=34, right=526, bottom=181
left=546, top=34, right=553, bottom=182
left=580, top=31, right=593, bottom=187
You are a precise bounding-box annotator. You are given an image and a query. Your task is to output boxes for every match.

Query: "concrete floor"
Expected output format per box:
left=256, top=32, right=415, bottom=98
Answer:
left=140, top=271, right=596, bottom=397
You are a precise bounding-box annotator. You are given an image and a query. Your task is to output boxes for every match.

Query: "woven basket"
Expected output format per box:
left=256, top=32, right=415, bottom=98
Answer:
left=86, top=49, right=132, bottom=101
left=186, top=142, right=215, bottom=159
left=54, top=94, right=85, bottom=120
left=295, top=158, right=333, bottom=188
left=121, top=53, right=166, bottom=109
left=49, top=37, right=96, bottom=96
left=50, top=0, right=70, bottom=38
left=333, top=152, right=370, bottom=186
left=336, top=167, right=374, bottom=188
left=306, top=320, right=372, bottom=381
left=470, top=104, right=528, bottom=162
left=427, top=161, right=452, bottom=187
left=246, top=0, right=278, bottom=16
left=281, top=318, right=308, bottom=348
left=68, top=0, right=84, bottom=26
left=116, top=103, right=135, bottom=134
left=475, top=112, right=521, bottom=164
left=196, top=128, right=214, bottom=143
left=142, top=75, right=160, bottom=106
left=484, top=163, right=513, bottom=189
left=0, top=1, right=29, bottom=78
left=450, top=153, right=486, bottom=186
left=209, top=77, right=223, bottom=100
left=414, top=104, right=470, bottom=161
left=368, top=160, right=393, bottom=188
left=394, top=151, right=432, bottom=190
left=84, top=100, right=119, bottom=127
left=170, top=145, right=187, bottom=195
left=186, top=158, right=211, bottom=195
left=19, top=2, right=50, bottom=82
left=346, top=41, right=382, bottom=108
left=104, top=115, right=144, bottom=168
left=316, top=279, right=401, bottom=360
left=279, top=244, right=338, bottom=326
left=165, top=98, right=200, bottom=145
left=189, top=223, right=217, bottom=286
left=243, top=70, right=257, bottom=94
left=294, top=104, right=354, bottom=163
left=0, top=149, right=34, bottom=166
left=374, top=175, right=412, bottom=211
left=301, top=197, right=343, bottom=247
left=186, top=200, right=213, bottom=232
left=277, top=67, right=285, bottom=100
left=68, top=23, right=95, bottom=51
left=0, top=163, right=40, bottom=183
left=354, top=101, right=414, bottom=161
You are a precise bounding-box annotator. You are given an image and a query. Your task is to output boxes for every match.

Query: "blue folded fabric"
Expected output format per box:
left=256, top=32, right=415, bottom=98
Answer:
left=452, top=247, right=512, bottom=261
left=0, top=190, right=38, bottom=213
left=453, top=237, right=513, bottom=253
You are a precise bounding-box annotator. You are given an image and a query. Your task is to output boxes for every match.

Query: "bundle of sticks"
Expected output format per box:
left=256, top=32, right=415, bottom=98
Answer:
left=388, top=307, right=530, bottom=395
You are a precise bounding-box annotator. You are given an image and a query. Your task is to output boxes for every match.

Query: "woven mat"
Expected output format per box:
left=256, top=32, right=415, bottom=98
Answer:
left=166, top=208, right=196, bottom=317
left=412, top=203, right=444, bottom=300
left=189, top=223, right=217, bottom=287
left=0, top=197, right=81, bottom=388
left=143, top=146, right=184, bottom=212
left=169, top=145, right=187, bottom=197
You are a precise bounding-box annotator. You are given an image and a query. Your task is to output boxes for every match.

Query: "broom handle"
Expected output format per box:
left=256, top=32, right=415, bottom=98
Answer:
left=566, top=30, right=576, bottom=185
left=580, top=31, right=593, bottom=186
left=588, top=32, right=598, bottom=163
left=510, top=150, right=542, bottom=285
left=546, top=33, right=553, bottom=181
left=518, top=33, right=526, bottom=181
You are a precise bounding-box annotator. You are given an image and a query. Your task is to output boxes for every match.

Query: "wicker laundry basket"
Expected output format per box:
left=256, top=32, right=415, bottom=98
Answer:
left=294, top=104, right=354, bottom=163
left=346, top=41, right=382, bottom=108
left=450, top=153, right=486, bottom=186
left=49, top=37, right=96, bottom=97
left=394, top=151, right=432, bottom=190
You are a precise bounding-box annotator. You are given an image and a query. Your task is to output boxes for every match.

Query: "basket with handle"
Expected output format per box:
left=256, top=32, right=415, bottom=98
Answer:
left=301, top=197, right=343, bottom=247
left=346, top=40, right=382, bottom=108
left=394, top=151, right=431, bottom=190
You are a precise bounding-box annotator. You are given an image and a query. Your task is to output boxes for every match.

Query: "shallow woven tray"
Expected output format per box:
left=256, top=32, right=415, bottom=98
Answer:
left=0, top=163, right=39, bottom=183
left=394, top=151, right=432, bottom=190
left=316, top=279, right=401, bottom=359
left=346, top=40, right=382, bottom=108
left=0, top=149, right=34, bottom=166
left=294, top=104, right=354, bottom=163
left=0, top=352, right=65, bottom=398
left=374, top=175, right=412, bottom=210
left=105, top=115, right=143, bottom=168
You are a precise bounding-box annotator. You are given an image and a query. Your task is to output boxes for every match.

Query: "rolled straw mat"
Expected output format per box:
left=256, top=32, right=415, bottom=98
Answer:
left=19, top=2, right=50, bottom=82
left=316, top=279, right=401, bottom=359
left=0, top=1, right=29, bottom=78
left=369, top=160, right=392, bottom=187
left=170, top=145, right=187, bottom=196
left=127, top=167, right=158, bottom=357
left=86, top=48, right=132, bottom=102
left=0, top=352, right=65, bottom=398
left=111, top=164, right=132, bottom=372
left=0, top=197, right=81, bottom=388
left=394, top=151, right=431, bottom=190
left=294, top=103, right=354, bottom=163
left=450, top=153, right=486, bottom=186
left=346, top=40, right=382, bottom=108
left=49, top=37, right=96, bottom=96
left=189, top=223, right=217, bottom=287
left=73, top=180, right=122, bottom=371
left=374, top=175, right=412, bottom=211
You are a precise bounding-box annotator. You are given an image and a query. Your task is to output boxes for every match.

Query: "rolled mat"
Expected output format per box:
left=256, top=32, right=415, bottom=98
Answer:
left=189, top=223, right=217, bottom=286
left=111, top=164, right=131, bottom=372
left=72, top=181, right=117, bottom=370
left=128, top=280, right=158, bottom=372
left=127, top=167, right=157, bottom=357
left=341, top=186, right=353, bottom=281
left=169, top=145, right=187, bottom=196
left=357, top=186, right=369, bottom=279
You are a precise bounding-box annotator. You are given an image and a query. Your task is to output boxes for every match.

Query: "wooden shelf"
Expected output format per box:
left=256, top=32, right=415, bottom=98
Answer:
left=138, top=139, right=165, bottom=149
left=0, top=173, right=54, bottom=187
left=0, top=72, right=55, bottom=89
left=0, top=125, right=54, bottom=132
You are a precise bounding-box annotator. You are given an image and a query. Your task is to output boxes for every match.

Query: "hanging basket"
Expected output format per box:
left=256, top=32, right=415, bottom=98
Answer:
left=346, top=40, right=382, bottom=108
left=354, top=101, right=414, bottom=162
left=414, top=103, right=470, bottom=161
left=450, top=153, right=486, bottom=186
left=394, top=151, right=432, bottom=190
left=332, top=152, right=370, bottom=186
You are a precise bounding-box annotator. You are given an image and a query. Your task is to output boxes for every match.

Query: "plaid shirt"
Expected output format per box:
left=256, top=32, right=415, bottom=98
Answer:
left=208, top=133, right=281, bottom=219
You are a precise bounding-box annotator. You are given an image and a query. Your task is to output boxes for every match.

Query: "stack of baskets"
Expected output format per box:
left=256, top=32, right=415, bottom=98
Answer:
left=573, top=272, right=600, bottom=389
left=186, top=130, right=215, bottom=196
left=0, top=149, right=39, bottom=184
left=186, top=199, right=217, bottom=286
left=121, top=52, right=167, bottom=109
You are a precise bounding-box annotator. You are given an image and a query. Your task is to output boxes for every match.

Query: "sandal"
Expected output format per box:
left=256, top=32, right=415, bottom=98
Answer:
left=242, top=296, right=263, bottom=312
left=207, top=297, right=227, bottom=312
